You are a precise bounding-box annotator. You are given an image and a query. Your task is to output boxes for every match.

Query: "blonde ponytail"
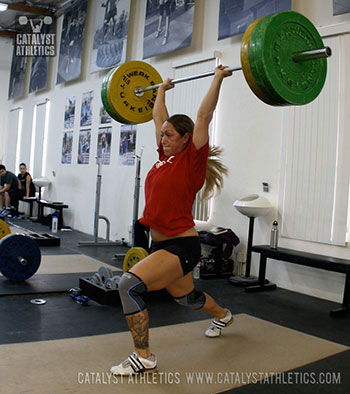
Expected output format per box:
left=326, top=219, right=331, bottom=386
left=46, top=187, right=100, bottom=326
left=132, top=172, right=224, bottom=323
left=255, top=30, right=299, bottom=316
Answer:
left=202, top=145, right=228, bottom=200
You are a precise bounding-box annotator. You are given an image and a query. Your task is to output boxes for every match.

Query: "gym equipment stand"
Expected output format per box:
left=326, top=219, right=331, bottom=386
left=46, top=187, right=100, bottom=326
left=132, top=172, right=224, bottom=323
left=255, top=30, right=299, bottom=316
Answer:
left=77, top=157, right=125, bottom=247
left=113, top=148, right=144, bottom=259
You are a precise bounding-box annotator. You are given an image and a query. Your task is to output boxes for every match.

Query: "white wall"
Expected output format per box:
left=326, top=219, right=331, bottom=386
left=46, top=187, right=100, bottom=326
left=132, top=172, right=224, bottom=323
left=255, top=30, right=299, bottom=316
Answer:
left=0, top=37, right=12, bottom=163
left=1, top=0, right=349, bottom=303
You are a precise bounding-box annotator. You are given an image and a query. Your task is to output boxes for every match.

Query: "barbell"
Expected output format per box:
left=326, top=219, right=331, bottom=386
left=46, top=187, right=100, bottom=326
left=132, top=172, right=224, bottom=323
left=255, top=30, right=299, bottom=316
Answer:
left=0, top=233, right=41, bottom=281
left=123, top=247, right=149, bottom=272
left=0, top=219, right=42, bottom=281
left=101, top=11, right=331, bottom=125
left=0, top=219, right=11, bottom=240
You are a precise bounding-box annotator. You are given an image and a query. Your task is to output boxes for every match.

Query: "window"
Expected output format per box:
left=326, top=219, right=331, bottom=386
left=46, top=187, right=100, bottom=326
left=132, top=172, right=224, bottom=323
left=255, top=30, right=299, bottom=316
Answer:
left=279, top=35, right=350, bottom=246
left=30, top=100, right=50, bottom=178
left=5, top=107, right=22, bottom=171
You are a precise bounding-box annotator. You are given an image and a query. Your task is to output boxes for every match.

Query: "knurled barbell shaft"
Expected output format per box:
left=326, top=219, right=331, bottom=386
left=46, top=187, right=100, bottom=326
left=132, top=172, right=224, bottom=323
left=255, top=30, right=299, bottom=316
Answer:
left=135, top=47, right=331, bottom=95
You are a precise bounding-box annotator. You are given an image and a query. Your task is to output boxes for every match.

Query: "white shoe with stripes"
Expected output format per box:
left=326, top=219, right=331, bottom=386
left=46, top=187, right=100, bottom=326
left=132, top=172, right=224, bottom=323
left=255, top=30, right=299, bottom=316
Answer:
left=110, top=352, right=157, bottom=375
left=205, top=309, right=233, bottom=338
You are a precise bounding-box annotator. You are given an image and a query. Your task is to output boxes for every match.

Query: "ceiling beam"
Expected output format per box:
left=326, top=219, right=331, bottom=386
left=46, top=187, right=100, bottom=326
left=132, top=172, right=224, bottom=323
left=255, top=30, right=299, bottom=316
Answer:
left=0, top=30, right=16, bottom=38
left=2, top=2, right=54, bottom=16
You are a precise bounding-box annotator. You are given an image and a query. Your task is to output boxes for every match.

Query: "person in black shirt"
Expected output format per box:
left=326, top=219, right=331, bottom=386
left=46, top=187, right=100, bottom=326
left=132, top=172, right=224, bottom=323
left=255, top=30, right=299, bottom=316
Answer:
left=17, top=163, right=36, bottom=200
left=0, top=164, right=19, bottom=214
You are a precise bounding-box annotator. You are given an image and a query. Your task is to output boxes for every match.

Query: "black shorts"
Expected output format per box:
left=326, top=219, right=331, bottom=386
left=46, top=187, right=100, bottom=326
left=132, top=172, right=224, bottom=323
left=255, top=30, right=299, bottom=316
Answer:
left=151, top=236, right=201, bottom=275
left=8, top=189, right=19, bottom=204
left=18, top=189, right=26, bottom=200
left=159, top=1, right=171, bottom=16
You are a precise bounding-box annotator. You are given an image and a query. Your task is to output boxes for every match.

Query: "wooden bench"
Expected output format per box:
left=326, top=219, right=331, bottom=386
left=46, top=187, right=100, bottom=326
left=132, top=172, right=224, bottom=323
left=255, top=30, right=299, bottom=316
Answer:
left=246, top=245, right=350, bottom=317
left=38, top=200, right=69, bottom=228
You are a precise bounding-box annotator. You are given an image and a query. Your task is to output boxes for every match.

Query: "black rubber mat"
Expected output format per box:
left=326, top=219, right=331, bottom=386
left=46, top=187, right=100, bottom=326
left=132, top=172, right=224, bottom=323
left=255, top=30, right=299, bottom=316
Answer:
left=0, top=272, right=98, bottom=296
left=0, top=291, right=195, bottom=345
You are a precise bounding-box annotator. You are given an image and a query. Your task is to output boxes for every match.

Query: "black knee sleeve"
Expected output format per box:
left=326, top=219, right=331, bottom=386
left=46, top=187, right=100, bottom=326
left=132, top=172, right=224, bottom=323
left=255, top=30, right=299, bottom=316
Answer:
left=174, top=289, right=206, bottom=310
left=118, top=272, right=147, bottom=315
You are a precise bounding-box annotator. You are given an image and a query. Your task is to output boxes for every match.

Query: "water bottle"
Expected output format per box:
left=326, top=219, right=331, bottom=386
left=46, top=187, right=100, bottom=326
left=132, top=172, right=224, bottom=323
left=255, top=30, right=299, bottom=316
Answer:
left=193, top=263, right=201, bottom=279
left=52, top=215, right=58, bottom=233
left=270, top=220, right=279, bottom=249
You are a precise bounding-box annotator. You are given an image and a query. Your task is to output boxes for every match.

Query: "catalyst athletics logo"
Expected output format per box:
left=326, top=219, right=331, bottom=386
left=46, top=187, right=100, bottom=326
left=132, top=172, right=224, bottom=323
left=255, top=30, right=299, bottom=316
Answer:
left=16, top=15, right=56, bottom=56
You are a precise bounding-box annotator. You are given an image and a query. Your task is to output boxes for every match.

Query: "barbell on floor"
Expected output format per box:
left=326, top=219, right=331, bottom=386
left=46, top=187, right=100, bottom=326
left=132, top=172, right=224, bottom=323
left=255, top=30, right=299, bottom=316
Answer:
left=123, top=247, right=149, bottom=272
left=0, top=233, right=41, bottom=281
left=0, top=219, right=11, bottom=240
left=101, top=11, right=331, bottom=125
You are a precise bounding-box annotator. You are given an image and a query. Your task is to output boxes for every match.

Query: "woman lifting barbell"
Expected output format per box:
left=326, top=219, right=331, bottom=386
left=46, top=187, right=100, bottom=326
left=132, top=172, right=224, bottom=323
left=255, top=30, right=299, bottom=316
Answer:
left=110, top=65, right=233, bottom=376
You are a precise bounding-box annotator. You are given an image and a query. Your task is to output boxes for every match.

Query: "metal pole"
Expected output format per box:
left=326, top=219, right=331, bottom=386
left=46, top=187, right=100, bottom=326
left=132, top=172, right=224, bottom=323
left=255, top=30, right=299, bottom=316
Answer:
left=98, top=215, right=110, bottom=241
left=134, top=47, right=331, bottom=95
left=113, top=147, right=144, bottom=259
left=244, top=217, right=255, bottom=278
left=93, top=157, right=103, bottom=243
left=132, top=147, right=143, bottom=247
left=78, top=157, right=122, bottom=246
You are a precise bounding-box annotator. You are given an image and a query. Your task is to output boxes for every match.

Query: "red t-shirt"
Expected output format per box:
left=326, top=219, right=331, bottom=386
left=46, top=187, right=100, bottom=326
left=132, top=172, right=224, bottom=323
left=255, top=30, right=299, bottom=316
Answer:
left=140, top=139, right=209, bottom=236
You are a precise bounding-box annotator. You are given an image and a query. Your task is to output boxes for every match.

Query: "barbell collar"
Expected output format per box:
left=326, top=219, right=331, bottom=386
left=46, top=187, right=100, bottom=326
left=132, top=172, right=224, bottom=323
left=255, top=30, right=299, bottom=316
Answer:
left=134, top=47, right=331, bottom=96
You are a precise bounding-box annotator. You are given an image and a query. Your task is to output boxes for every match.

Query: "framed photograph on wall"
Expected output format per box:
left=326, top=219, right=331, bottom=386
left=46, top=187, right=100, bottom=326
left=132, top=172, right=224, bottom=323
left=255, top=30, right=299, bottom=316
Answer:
left=143, top=0, right=196, bottom=59
left=56, top=0, right=88, bottom=84
left=64, top=97, right=76, bottom=129
left=100, top=101, right=112, bottom=124
left=29, top=56, right=49, bottom=94
left=8, top=44, right=27, bottom=100
left=96, top=127, right=112, bottom=165
left=80, top=91, right=94, bottom=127
left=78, top=129, right=91, bottom=164
left=29, top=23, right=53, bottom=93
left=119, top=124, right=136, bottom=166
left=218, top=0, right=291, bottom=40
left=90, top=0, right=131, bottom=73
left=333, top=0, right=350, bottom=15
left=61, top=131, right=73, bottom=164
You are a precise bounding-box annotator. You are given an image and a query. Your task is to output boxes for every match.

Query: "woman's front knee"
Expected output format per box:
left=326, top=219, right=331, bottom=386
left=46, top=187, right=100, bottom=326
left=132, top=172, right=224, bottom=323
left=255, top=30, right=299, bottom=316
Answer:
left=118, top=272, right=147, bottom=315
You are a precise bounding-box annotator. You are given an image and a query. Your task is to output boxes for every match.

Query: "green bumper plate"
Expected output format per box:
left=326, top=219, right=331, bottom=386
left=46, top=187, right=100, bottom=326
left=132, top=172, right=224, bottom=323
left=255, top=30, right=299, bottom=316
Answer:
left=240, top=17, right=277, bottom=106
left=249, top=11, right=327, bottom=106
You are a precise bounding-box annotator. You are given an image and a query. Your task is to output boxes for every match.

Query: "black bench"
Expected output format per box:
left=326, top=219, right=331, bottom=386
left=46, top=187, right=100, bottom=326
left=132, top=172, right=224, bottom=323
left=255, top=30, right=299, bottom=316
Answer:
left=246, top=245, right=350, bottom=317
left=38, top=200, right=69, bottom=228
left=20, top=197, right=37, bottom=217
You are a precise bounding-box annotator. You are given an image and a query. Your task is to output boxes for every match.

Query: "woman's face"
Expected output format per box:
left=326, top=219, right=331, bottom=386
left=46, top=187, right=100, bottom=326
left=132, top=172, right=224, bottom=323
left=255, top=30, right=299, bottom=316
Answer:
left=19, top=165, right=26, bottom=175
left=160, top=121, right=189, bottom=156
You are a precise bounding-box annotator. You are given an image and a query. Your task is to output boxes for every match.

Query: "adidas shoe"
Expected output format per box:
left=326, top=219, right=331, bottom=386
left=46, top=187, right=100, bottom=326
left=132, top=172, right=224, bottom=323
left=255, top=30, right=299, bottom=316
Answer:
left=205, top=309, right=233, bottom=338
left=110, top=352, right=157, bottom=376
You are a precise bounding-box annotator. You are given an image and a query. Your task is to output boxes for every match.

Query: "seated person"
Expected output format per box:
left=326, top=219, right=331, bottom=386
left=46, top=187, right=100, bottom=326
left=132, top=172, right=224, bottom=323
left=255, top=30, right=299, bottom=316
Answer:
left=0, top=164, right=19, bottom=215
left=17, top=163, right=36, bottom=200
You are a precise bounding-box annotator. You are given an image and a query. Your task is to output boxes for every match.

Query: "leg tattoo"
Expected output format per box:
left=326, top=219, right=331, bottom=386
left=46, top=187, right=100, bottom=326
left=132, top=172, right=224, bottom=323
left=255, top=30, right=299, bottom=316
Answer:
left=126, top=309, right=150, bottom=354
